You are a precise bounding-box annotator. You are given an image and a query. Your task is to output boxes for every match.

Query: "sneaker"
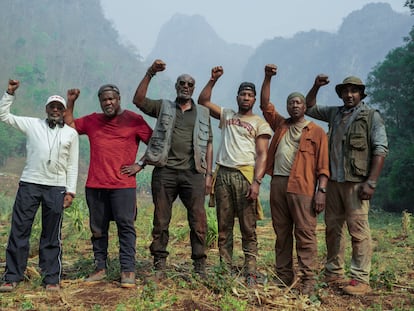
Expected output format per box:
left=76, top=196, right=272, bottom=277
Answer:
left=84, top=269, right=106, bottom=284
left=246, top=273, right=257, bottom=288
left=0, top=282, right=17, bottom=292
left=120, top=272, right=136, bottom=288
left=45, top=284, right=60, bottom=291
left=343, top=279, right=372, bottom=296
left=324, top=274, right=349, bottom=288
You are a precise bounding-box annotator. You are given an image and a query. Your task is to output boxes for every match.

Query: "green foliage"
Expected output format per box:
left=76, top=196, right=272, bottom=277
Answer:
left=367, top=26, right=414, bottom=213
left=219, top=293, right=247, bottom=311
left=405, top=0, right=414, bottom=14
left=0, top=123, right=25, bottom=165
left=206, top=207, right=218, bottom=248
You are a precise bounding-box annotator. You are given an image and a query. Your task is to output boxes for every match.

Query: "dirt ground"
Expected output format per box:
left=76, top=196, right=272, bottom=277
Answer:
left=0, top=159, right=413, bottom=310
left=0, top=224, right=412, bottom=311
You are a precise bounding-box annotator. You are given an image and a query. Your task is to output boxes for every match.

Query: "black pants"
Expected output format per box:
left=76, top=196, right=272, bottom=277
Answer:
left=85, top=187, right=137, bottom=272
left=149, top=167, right=207, bottom=262
left=4, top=181, right=65, bottom=285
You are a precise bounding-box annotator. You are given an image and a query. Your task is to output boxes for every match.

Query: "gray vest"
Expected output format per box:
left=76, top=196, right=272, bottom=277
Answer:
left=144, top=100, right=211, bottom=174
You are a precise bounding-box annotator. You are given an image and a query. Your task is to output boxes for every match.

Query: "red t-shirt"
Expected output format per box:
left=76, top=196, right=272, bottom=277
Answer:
left=75, top=110, right=152, bottom=189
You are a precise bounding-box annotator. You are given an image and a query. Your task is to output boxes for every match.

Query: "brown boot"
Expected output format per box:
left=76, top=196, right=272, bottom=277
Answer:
left=324, top=274, right=349, bottom=288
left=84, top=269, right=106, bottom=284
left=120, top=271, right=136, bottom=288
left=343, top=279, right=372, bottom=296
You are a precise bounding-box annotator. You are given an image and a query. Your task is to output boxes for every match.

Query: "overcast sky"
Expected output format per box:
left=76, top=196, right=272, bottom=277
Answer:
left=100, top=0, right=408, bottom=58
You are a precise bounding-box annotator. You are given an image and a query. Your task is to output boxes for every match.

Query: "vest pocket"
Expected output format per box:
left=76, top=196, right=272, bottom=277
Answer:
left=349, top=133, right=367, bottom=151
left=350, top=157, right=368, bottom=177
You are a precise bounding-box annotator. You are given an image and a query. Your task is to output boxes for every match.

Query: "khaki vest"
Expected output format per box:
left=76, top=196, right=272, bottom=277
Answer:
left=328, top=108, right=374, bottom=182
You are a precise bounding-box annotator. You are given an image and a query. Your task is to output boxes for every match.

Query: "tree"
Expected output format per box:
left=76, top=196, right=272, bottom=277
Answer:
left=405, top=0, right=414, bottom=14
left=367, top=27, right=414, bottom=212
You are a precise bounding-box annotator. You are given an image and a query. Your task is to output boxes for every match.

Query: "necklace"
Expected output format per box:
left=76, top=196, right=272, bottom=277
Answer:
left=46, top=127, right=60, bottom=165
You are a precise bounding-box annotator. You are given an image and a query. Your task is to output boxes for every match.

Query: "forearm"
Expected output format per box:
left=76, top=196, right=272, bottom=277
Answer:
left=305, top=85, right=320, bottom=108
left=206, top=141, right=213, bottom=175
left=64, top=99, right=77, bottom=128
left=198, top=80, right=215, bottom=105
left=367, top=155, right=385, bottom=184
left=254, top=137, right=269, bottom=180
left=198, top=80, right=221, bottom=119
left=260, top=76, right=272, bottom=110
left=133, top=74, right=152, bottom=108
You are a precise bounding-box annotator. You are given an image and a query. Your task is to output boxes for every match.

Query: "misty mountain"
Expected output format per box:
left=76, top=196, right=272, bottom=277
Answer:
left=150, top=3, right=414, bottom=115
left=147, top=14, right=254, bottom=104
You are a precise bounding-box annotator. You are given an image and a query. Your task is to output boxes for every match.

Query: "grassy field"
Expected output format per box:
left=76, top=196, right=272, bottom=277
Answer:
left=0, top=191, right=413, bottom=311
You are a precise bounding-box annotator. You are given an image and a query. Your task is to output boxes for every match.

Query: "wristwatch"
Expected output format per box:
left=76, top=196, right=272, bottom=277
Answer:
left=318, top=187, right=327, bottom=193
left=137, top=160, right=146, bottom=169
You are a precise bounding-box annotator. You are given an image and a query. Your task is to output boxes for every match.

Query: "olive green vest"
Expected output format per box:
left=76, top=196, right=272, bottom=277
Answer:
left=328, top=108, right=374, bottom=182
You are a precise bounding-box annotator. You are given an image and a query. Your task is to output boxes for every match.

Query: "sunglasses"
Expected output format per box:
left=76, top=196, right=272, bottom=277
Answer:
left=178, top=80, right=194, bottom=88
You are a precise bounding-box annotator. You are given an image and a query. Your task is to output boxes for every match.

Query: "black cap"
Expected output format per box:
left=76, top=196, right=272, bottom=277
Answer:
left=98, top=84, right=120, bottom=97
left=238, top=82, right=256, bottom=95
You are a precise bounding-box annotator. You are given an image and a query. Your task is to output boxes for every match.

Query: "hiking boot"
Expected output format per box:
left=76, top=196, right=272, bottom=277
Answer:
left=154, top=257, right=166, bottom=270
left=120, top=272, right=136, bottom=288
left=343, top=279, right=372, bottom=296
left=45, top=284, right=60, bottom=291
left=246, top=273, right=257, bottom=288
left=0, top=281, right=17, bottom=292
left=301, top=281, right=316, bottom=296
left=272, top=276, right=293, bottom=288
left=84, top=268, right=106, bottom=284
left=152, top=257, right=167, bottom=281
left=324, top=274, right=349, bottom=288
left=194, top=259, right=207, bottom=278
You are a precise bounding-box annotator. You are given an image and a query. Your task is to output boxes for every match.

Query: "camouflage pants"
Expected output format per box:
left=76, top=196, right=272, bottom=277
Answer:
left=214, top=166, right=257, bottom=274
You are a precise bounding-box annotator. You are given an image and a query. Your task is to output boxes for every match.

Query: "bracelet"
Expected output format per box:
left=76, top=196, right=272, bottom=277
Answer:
left=6, top=90, right=14, bottom=95
left=254, top=178, right=262, bottom=185
left=366, top=180, right=377, bottom=189
left=146, top=68, right=156, bottom=78
left=206, top=172, right=213, bottom=177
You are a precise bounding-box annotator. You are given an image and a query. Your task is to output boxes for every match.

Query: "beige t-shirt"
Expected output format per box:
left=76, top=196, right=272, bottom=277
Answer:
left=274, top=120, right=310, bottom=176
left=216, top=108, right=272, bottom=167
